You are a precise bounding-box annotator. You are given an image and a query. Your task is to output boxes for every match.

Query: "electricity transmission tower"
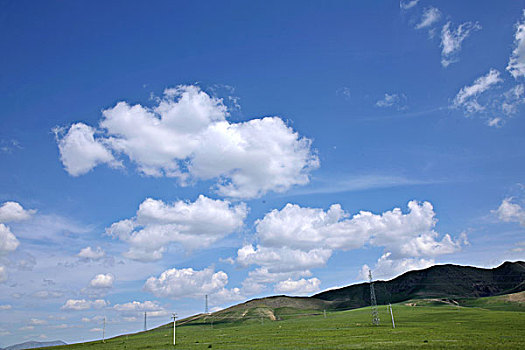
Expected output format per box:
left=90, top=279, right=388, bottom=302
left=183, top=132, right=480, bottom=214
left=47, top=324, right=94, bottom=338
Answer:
left=369, top=270, right=380, bottom=326
left=102, top=317, right=106, bottom=343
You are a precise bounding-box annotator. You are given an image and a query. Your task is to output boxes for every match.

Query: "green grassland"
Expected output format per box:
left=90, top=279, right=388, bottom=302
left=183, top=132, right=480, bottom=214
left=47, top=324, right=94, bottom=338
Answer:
left=44, top=298, right=525, bottom=350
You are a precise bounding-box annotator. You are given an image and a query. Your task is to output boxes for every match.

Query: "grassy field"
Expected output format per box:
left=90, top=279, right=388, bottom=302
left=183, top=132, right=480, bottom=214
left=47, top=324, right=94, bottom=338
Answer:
left=45, top=302, right=525, bottom=349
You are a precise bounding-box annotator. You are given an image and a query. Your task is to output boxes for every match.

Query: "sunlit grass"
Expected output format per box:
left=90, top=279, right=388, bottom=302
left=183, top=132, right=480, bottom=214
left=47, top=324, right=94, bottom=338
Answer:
left=45, top=303, right=525, bottom=349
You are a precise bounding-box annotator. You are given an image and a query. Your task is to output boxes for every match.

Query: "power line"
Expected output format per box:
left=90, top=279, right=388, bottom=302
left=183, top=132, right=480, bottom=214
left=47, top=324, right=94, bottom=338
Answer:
left=388, top=303, right=395, bottom=328
left=172, top=313, right=177, bottom=346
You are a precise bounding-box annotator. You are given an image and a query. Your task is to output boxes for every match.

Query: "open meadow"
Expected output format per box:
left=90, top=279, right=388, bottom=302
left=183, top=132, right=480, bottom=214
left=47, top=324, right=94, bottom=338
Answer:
left=45, top=301, right=525, bottom=350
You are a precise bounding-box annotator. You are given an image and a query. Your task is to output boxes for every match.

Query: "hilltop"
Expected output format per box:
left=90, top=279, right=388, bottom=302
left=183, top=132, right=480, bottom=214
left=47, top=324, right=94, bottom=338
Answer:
left=0, top=340, right=66, bottom=350
left=179, top=261, right=525, bottom=325
left=33, top=261, right=525, bottom=349
left=313, top=260, right=525, bottom=310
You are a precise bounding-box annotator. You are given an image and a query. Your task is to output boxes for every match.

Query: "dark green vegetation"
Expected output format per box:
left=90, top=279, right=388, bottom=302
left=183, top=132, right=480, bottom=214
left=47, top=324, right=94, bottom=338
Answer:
left=44, top=295, right=525, bottom=349
left=314, top=261, right=525, bottom=310
left=41, top=262, right=525, bottom=349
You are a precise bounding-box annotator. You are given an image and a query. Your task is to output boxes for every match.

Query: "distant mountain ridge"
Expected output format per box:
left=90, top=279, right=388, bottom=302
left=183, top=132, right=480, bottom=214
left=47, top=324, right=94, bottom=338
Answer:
left=313, top=261, right=525, bottom=310
left=185, top=261, right=525, bottom=324
left=1, top=340, right=66, bottom=350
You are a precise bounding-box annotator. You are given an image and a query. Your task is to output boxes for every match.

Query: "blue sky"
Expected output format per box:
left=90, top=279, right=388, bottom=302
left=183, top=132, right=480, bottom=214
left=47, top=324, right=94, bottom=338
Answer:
left=1, top=0, right=525, bottom=346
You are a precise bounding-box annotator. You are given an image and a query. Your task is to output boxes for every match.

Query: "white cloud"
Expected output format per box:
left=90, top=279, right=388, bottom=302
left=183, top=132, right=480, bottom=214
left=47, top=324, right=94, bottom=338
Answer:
left=114, top=300, right=162, bottom=312
left=236, top=245, right=332, bottom=273
left=241, top=268, right=312, bottom=295
left=487, top=117, right=503, bottom=128
left=453, top=69, right=502, bottom=112
left=0, top=201, right=36, bottom=222
left=114, top=301, right=167, bottom=317
left=400, top=0, right=419, bottom=10
left=360, top=252, right=435, bottom=281
left=55, top=85, right=319, bottom=198
left=416, top=7, right=441, bottom=30
left=375, top=93, right=407, bottom=109
left=144, top=266, right=237, bottom=301
left=107, top=195, right=247, bottom=261
left=11, top=214, right=90, bottom=243
left=61, top=299, right=108, bottom=311
left=500, top=84, right=525, bottom=117
left=236, top=200, right=464, bottom=293
left=49, top=324, right=69, bottom=329
left=441, top=21, right=481, bottom=67
left=210, top=287, right=245, bottom=305
left=0, top=304, right=12, bottom=310
left=0, top=266, right=6, bottom=282
left=336, top=87, right=351, bottom=100
left=78, top=246, right=106, bottom=260
left=453, top=71, right=524, bottom=126
left=90, top=328, right=103, bottom=332
left=53, top=123, right=118, bottom=176
left=0, top=223, right=20, bottom=255
left=29, top=318, right=47, bottom=326
left=510, top=241, right=525, bottom=253
left=33, top=291, right=64, bottom=299
left=89, top=273, right=114, bottom=288
left=0, top=219, right=21, bottom=283
left=254, top=201, right=460, bottom=258
left=485, top=84, right=525, bottom=126
left=507, top=11, right=525, bottom=79
left=255, top=203, right=366, bottom=251
left=81, top=315, right=105, bottom=323
left=274, top=278, right=321, bottom=295
left=494, top=198, right=525, bottom=227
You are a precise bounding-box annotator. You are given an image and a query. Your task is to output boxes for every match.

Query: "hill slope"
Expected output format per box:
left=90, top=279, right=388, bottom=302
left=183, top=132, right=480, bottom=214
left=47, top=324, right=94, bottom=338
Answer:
left=313, top=261, right=525, bottom=310
left=2, top=340, right=66, bottom=350
left=43, top=302, right=525, bottom=349
left=181, top=261, right=525, bottom=325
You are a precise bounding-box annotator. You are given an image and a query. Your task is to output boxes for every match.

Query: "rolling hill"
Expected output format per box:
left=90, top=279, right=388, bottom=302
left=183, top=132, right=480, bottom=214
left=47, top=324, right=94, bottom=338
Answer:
left=0, top=341, right=66, bottom=350
left=181, top=261, right=525, bottom=325
left=313, top=260, right=525, bottom=310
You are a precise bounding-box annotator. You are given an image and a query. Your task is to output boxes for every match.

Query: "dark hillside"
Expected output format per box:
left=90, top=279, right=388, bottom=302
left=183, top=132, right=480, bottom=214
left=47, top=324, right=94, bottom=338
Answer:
left=313, top=261, right=525, bottom=310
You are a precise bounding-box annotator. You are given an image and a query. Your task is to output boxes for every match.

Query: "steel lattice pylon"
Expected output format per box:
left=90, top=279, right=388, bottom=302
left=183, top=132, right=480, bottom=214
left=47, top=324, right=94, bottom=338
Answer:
left=369, top=270, right=380, bottom=325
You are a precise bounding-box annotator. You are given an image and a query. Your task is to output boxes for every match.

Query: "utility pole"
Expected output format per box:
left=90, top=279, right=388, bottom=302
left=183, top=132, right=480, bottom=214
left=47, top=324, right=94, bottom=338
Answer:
left=102, top=317, right=106, bottom=343
left=172, top=313, right=177, bottom=346
left=144, top=312, right=147, bottom=331
left=205, top=294, right=209, bottom=314
left=369, top=270, right=380, bottom=326
left=389, top=304, right=396, bottom=328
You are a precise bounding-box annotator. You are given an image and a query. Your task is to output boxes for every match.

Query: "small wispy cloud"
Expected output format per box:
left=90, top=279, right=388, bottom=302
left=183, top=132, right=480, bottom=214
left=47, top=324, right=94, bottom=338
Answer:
left=453, top=69, right=502, bottom=112
left=375, top=93, right=408, bottom=110
left=400, top=0, right=419, bottom=10
left=288, top=174, right=436, bottom=196
left=452, top=69, right=525, bottom=127
left=0, top=139, right=22, bottom=154
left=336, top=87, right=351, bottom=100
left=441, top=21, right=482, bottom=67
left=507, top=10, right=525, bottom=79
left=416, top=7, right=441, bottom=30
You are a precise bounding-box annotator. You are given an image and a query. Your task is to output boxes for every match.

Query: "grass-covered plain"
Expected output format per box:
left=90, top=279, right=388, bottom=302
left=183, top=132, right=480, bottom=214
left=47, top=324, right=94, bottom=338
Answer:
left=46, top=302, right=525, bottom=349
